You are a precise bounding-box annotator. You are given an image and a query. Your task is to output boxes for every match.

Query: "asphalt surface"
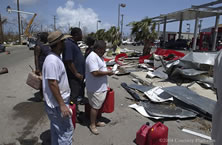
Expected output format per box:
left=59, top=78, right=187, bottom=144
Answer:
left=0, top=45, right=214, bottom=145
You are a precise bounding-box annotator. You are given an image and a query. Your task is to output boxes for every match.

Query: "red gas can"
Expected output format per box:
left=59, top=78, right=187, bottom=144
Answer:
left=147, top=122, right=168, bottom=145
left=85, top=88, right=114, bottom=119
left=136, top=124, right=151, bottom=145
left=69, top=103, right=76, bottom=128
left=100, top=88, right=115, bottom=113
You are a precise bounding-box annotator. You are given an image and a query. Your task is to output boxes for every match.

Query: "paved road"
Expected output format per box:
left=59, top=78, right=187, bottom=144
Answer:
left=0, top=45, right=214, bottom=145
left=0, top=46, right=46, bottom=145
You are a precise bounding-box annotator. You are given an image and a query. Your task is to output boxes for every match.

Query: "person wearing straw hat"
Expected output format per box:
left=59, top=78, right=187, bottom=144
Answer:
left=42, top=30, right=73, bottom=145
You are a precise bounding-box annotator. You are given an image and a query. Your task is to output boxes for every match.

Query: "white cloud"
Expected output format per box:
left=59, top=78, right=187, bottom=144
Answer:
left=14, top=0, right=38, bottom=5
left=56, top=0, right=111, bottom=33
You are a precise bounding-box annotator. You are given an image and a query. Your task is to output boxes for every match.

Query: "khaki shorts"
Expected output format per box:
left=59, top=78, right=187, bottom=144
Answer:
left=87, top=91, right=107, bottom=109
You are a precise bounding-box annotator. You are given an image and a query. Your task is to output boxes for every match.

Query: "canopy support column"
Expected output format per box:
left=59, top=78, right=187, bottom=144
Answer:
left=212, top=14, right=220, bottom=51
left=192, top=12, right=199, bottom=51
left=178, top=13, right=183, bottom=39
left=163, top=16, right=167, bottom=48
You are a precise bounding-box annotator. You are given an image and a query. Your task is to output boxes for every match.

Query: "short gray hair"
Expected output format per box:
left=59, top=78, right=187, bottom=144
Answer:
left=93, top=40, right=106, bottom=50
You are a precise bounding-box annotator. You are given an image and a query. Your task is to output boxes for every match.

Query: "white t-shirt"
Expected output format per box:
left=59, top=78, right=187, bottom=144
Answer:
left=85, top=51, right=108, bottom=93
left=42, top=53, right=71, bottom=108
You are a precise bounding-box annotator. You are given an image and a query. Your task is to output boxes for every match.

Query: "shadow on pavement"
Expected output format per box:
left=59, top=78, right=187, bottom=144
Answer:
left=28, top=91, right=43, bottom=102
left=78, top=110, right=111, bottom=127
left=40, top=129, right=51, bottom=145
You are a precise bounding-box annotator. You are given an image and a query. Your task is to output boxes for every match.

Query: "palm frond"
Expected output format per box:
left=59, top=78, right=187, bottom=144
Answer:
left=128, top=17, right=157, bottom=42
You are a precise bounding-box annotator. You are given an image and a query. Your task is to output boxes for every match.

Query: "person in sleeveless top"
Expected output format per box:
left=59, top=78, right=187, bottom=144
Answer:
left=34, top=32, right=51, bottom=76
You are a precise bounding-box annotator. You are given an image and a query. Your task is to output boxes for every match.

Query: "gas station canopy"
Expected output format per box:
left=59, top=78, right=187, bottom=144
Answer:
left=152, top=0, right=222, bottom=23
left=152, top=8, right=222, bottom=24
left=151, top=0, right=222, bottom=51
left=165, top=9, right=220, bottom=20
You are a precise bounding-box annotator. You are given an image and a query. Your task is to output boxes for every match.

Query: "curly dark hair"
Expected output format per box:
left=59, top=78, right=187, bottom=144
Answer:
left=85, top=36, right=95, bottom=48
left=39, top=32, right=48, bottom=43
left=70, top=27, right=82, bottom=37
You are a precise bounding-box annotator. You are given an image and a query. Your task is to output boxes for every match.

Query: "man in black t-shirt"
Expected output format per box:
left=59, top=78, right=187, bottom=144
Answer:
left=63, top=28, right=85, bottom=107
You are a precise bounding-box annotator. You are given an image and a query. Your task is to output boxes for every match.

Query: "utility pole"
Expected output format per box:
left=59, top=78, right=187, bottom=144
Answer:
left=0, top=14, right=2, bottom=43
left=17, top=0, right=21, bottom=44
left=53, top=15, right=56, bottom=31
left=0, top=14, right=4, bottom=43
left=68, top=23, right=70, bottom=32
left=41, top=24, right=43, bottom=32
left=118, top=3, right=126, bottom=30
left=79, top=21, right=81, bottom=28
left=120, top=14, right=124, bottom=40
left=97, top=20, right=101, bottom=31
left=21, top=19, right=23, bottom=34
left=0, top=14, right=7, bottom=43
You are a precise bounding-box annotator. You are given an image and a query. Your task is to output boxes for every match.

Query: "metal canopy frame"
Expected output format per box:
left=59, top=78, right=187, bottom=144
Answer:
left=152, top=0, right=222, bottom=51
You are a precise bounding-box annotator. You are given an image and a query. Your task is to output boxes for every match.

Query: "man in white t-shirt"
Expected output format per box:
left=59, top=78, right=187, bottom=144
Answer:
left=42, top=31, right=73, bottom=145
left=85, top=40, right=114, bottom=135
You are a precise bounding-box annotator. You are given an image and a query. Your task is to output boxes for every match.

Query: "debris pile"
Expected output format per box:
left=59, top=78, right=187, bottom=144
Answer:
left=105, top=47, right=217, bottom=121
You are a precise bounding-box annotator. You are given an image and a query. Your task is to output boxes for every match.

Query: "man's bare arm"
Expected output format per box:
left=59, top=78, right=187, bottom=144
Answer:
left=65, top=61, right=83, bottom=80
left=48, top=79, right=71, bottom=117
left=91, top=71, right=114, bottom=77
left=34, top=45, right=41, bottom=75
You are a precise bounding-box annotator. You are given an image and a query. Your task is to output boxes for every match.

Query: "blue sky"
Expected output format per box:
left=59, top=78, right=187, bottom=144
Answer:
left=0, top=0, right=221, bottom=36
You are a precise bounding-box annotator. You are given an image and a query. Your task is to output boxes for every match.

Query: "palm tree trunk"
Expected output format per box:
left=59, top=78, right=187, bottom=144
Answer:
left=143, top=39, right=152, bottom=56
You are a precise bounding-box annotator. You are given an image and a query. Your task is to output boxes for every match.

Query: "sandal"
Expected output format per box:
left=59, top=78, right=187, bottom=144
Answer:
left=96, top=122, right=106, bottom=127
left=89, top=126, right=99, bottom=135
